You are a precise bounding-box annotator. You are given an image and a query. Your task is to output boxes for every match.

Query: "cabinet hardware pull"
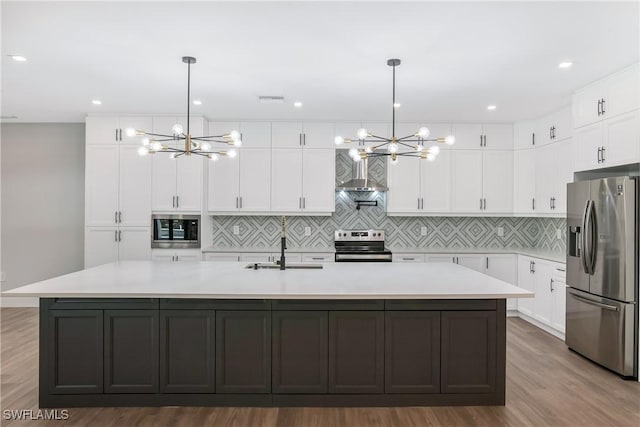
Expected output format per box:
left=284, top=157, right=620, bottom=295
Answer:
left=480, top=198, right=483, bottom=210
left=550, top=278, right=554, bottom=292
left=176, top=196, right=179, bottom=208
left=303, top=133, right=306, bottom=146
left=601, top=147, right=605, bottom=163
left=240, top=197, right=243, bottom=208
left=421, top=198, right=424, bottom=210
left=118, top=230, right=122, bottom=242
left=486, top=257, right=489, bottom=269
left=115, top=230, right=118, bottom=242
left=115, top=211, right=118, bottom=224
left=312, top=257, right=323, bottom=260
left=403, top=257, right=415, bottom=261
left=299, top=133, right=302, bottom=146
left=480, top=135, right=483, bottom=147
left=532, top=198, right=535, bottom=211
left=550, top=126, right=552, bottom=140
left=303, top=197, right=305, bottom=209
left=597, top=99, right=602, bottom=116
left=597, top=147, right=602, bottom=163
left=172, top=196, right=175, bottom=208
left=484, top=135, right=487, bottom=147
left=532, top=261, right=535, bottom=273
left=118, top=211, right=122, bottom=223
left=483, top=198, right=486, bottom=210
left=299, top=197, right=302, bottom=209
left=532, top=132, right=535, bottom=146
left=236, top=197, right=239, bottom=209
left=601, top=98, right=605, bottom=115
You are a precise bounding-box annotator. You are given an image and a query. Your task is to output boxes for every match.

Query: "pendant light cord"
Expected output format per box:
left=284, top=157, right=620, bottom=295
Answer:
left=186, top=60, right=191, bottom=136
left=391, top=63, right=396, bottom=139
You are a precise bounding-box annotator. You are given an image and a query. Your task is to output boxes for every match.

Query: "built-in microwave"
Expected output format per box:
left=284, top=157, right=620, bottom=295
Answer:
left=151, top=214, right=201, bottom=249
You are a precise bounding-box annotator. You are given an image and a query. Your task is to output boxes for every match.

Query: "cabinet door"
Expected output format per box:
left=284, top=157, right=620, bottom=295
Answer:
left=573, top=121, right=603, bottom=172
left=483, top=150, right=513, bottom=213
left=425, top=255, right=455, bottom=263
left=86, top=146, right=119, bottom=226
left=552, top=139, right=573, bottom=215
left=535, top=144, right=555, bottom=214
left=118, top=228, right=152, bottom=261
left=302, top=149, right=335, bottom=212
left=421, top=149, right=452, bottom=212
left=240, top=122, right=271, bottom=148
left=119, top=117, right=153, bottom=145
left=204, top=253, right=240, bottom=262
left=551, top=107, right=572, bottom=142
left=387, top=154, right=420, bottom=213
left=329, top=311, right=384, bottom=393
left=47, top=310, right=103, bottom=394
left=482, top=124, right=513, bottom=150
left=573, top=81, right=604, bottom=128
left=536, top=115, right=554, bottom=146
left=604, top=63, right=639, bottom=118
left=272, top=122, right=303, bottom=148
left=441, top=311, right=496, bottom=394
left=104, top=310, right=159, bottom=393
left=239, top=148, right=271, bottom=211
left=151, top=253, right=175, bottom=262
left=151, top=142, right=178, bottom=211
left=385, top=311, right=440, bottom=394
left=272, top=311, right=328, bottom=394
left=216, top=311, right=271, bottom=393
left=86, top=116, right=120, bottom=145
left=513, top=149, right=536, bottom=214
left=533, top=262, right=553, bottom=326
left=174, top=252, right=201, bottom=262
left=452, top=150, right=483, bottom=212
left=118, top=146, right=152, bottom=226
left=514, top=120, right=536, bottom=149
left=240, top=253, right=273, bottom=263
left=451, top=124, right=483, bottom=150
left=301, top=253, right=334, bottom=263
left=393, top=253, right=425, bottom=263
left=160, top=310, right=215, bottom=393
left=456, top=254, right=485, bottom=273
left=175, top=155, right=203, bottom=212
left=85, top=227, right=119, bottom=268
left=604, top=109, right=640, bottom=167
left=516, top=256, right=535, bottom=317
left=208, top=152, right=240, bottom=212
left=303, top=122, right=335, bottom=149
left=271, top=149, right=303, bottom=212
left=485, top=254, right=517, bottom=284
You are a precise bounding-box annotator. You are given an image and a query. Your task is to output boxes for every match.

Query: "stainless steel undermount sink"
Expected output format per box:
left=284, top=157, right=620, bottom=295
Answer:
left=245, top=263, right=323, bottom=270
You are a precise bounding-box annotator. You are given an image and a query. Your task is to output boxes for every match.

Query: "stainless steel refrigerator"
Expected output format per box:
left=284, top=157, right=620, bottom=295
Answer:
left=566, top=176, right=638, bottom=378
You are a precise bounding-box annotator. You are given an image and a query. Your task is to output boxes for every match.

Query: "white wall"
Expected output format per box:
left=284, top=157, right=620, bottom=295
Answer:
left=1, top=123, right=85, bottom=306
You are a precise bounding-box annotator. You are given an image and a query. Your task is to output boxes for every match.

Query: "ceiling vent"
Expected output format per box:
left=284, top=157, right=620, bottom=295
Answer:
left=258, top=96, right=284, bottom=104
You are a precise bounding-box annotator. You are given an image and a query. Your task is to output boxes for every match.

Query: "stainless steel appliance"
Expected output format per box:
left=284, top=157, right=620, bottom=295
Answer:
left=151, top=214, right=201, bottom=249
left=566, top=176, right=638, bottom=378
left=334, top=229, right=392, bottom=262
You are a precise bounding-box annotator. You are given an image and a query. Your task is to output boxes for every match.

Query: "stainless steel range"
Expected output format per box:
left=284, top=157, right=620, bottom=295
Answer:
left=334, top=230, right=392, bottom=262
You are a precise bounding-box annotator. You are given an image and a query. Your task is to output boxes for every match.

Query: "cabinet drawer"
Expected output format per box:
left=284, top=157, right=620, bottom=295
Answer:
left=301, top=253, right=334, bottom=263
left=392, top=253, right=425, bottom=263
left=385, top=300, right=497, bottom=311
left=160, top=299, right=271, bottom=310
left=45, top=298, right=158, bottom=310
left=272, top=299, right=384, bottom=311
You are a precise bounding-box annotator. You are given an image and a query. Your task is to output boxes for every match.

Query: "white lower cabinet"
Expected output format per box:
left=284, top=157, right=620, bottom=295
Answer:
left=485, top=254, right=517, bottom=310
left=517, top=255, right=566, bottom=337
left=152, top=249, right=202, bottom=262
left=85, top=227, right=151, bottom=268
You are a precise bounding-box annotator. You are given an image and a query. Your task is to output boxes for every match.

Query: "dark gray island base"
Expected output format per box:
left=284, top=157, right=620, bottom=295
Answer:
left=39, top=298, right=506, bottom=408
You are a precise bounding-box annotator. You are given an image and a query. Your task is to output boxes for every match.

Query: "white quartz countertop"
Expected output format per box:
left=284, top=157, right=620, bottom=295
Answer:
left=202, top=246, right=335, bottom=254
left=4, top=261, right=533, bottom=300
left=388, top=247, right=566, bottom=263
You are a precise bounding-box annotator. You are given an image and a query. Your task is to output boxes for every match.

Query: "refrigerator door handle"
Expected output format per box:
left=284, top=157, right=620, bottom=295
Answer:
left=583, top=199, right=598, bottom=275
left=568, top=291, right=619, bottom=311
left=581, top=200, right=592, bottom=274
left=588, top=199, right=597, bottom=274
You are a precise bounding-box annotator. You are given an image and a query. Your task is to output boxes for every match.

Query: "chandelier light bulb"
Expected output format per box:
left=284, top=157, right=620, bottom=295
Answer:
left=125, top=128, right=137, bottom=138
left=230, top=130, right=241, bottom=141
left=334, top=136, right=345, bottom=145
left=365, top=146, right=373, bottom=153
left=388, top=142, right=399, bottom=153
left=417, top=127, right=430, bottom=138
left=137, top=147, right=149, bottom=156
left=141, top=137, right=150, bottom=146
left=416, top=144, right=424, bottom=152
left=210, top=153, right=219, bottom=161
left=426, top=153, right=436, bottom=161
left=150, top=141, right=162, bottom=151
left=357, top=128, right=369, bottom=140
left=170, top=153, right=178, bottom=160
left=428, top=146, right=440, bottom=155
left=200, top=142, right=212, bottom=151
left=390, top=154, right=398, bottom=165
left=348, top=148, right=359, bottom=158
left=233, top=139, right=242, bottom=147
left=445, top=135, right=456, bottom=145
left=227, top=149, right=237, bottom=158
left=172, top=124, right=184, bottom=135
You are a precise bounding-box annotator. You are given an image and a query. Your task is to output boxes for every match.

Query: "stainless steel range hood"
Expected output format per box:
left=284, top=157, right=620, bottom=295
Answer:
left=336, top=157, right=388, bottom=192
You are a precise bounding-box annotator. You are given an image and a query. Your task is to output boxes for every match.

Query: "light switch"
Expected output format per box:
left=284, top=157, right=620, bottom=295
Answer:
left=420, top=227, right=427, bottom=236
left=233, top=225, right=240, bottom=235
left=497, top=227, right=504, bottom=237
left=304, top=227, right=311, bottom=236
left=556, top=229, right=562, bottom=240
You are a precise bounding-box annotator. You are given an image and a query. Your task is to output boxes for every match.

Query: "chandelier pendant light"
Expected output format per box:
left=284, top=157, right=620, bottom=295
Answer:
left=129, top=56, right=241, bottom=161
left=334, top=58, right=455, bottom=164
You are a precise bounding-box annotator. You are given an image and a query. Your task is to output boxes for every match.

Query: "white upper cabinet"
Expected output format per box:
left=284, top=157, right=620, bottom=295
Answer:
left=151, top=140, right=178, bottom=211
left=272, top=122, right=336, bottom=149
left=239, top=148, right=271, bottom=211
left=451, top=150, right=483, bottom=212
left=272, top=122, right=303, bottom=148
left=513, top=149, right=536, bottom=214
left=387, top=155, right=422, bottom=213
left=482, top=150, right=513, bottom=213
left=604, top=109, right=640, bottom=167
left=118, top=146, right=152, bottom=226
left=574, top=122, right=604, bottom=172
left=482, top=124, right=514, bottom=149
left=302, top=122, right=335, bottom=149
left=271, top=149, right=304, bottom=210
left=240, top=122, right=271, bottom=148
left=535, top=139, right=571, bottom=214
left=208, top=152, right=240, bottom=212
left=301, top=149, right=335, bottom=212
left=86, top=116, right=152, bottom=145
left=574, top=63, right=639, bottom=128
left=451, top=124, right=483, bottom=149
left=85, top=146, right=119, bottom=227
left=537, top=106, right=572, bottom=145
left=514, top=120, right=536, bottom=149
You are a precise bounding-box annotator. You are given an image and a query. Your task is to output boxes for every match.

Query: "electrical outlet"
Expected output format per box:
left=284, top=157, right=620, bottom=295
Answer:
left=556, top=229, right=562, bottom=240
left=420, top=226, right=427, bottom=236
left=233, top=225, right=240, bottom=235
left=304, top=227, right=311, bottom=236
left=497, top=227, right=504, bottom=237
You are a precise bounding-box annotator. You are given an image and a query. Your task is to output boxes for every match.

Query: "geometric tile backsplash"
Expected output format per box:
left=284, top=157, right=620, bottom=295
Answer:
left=211, top=149, right=566, bottom=252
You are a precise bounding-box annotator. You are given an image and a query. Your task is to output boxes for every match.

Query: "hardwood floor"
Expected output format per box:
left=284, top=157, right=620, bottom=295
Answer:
left=1, top=308, right=639, bottom=427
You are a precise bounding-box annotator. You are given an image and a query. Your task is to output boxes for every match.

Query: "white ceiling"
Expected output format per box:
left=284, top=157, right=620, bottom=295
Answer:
left=2, top=1, right=638, bottom=123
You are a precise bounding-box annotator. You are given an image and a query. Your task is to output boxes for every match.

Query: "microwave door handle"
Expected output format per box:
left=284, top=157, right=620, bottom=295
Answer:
left=581, top=200, right=591, bottom=274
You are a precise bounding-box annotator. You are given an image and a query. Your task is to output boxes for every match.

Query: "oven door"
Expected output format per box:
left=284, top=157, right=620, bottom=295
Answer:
left=152, top=215, right=201, bottom=248
left=334, top=252, right=393, bottom=262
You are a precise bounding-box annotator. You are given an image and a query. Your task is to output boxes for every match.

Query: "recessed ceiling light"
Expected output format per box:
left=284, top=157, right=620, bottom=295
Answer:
left=91, top=100, right=102, bottom=105
left=9, top=55, right=27, bottom=62
left=558, top=61, right=573, bottom=69
left=393, top=103, right=401, bottom=108
left=294, top=101, right=303, bottom=108
left=487, top=105, right=497, bottom=111
left=193, top=100, right=202, bottom=105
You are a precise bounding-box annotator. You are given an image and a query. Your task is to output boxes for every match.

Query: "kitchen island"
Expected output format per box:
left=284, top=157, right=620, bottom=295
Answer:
left=5, top=261, right=533, bottom=408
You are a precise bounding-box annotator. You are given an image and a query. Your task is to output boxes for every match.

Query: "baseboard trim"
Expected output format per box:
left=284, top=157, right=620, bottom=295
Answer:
left=516, top=312, right=565, bottom=341
left=0, top=296, right=39, bottom=307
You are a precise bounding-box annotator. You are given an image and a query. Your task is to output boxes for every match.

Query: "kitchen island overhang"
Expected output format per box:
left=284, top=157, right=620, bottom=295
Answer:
left=5, top=261, right=533, bottom=408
